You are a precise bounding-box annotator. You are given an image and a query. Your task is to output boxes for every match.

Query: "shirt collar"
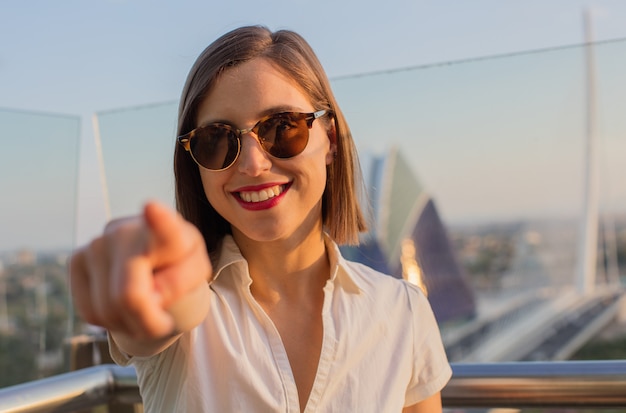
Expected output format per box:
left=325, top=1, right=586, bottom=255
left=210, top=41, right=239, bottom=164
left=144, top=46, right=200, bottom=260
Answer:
left=323, top=233, right=362, bottom=294
left=212, top=234, right=362, bottom=294
left=212, top=235, right=247, bottom=282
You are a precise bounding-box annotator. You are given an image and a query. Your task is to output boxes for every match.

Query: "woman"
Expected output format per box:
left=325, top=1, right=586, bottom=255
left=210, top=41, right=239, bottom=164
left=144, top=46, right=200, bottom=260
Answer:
left=70, top=26, right=451, bottom=412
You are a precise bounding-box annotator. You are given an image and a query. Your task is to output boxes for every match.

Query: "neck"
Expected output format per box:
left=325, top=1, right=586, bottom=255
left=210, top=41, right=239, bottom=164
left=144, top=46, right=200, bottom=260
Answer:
left=233, top=228, right=330, bottom=304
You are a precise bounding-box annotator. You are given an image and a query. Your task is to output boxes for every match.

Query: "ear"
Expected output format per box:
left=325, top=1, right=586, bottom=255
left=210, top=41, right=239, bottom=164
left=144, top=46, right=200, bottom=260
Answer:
left=325, top=119, right=337, bottom=165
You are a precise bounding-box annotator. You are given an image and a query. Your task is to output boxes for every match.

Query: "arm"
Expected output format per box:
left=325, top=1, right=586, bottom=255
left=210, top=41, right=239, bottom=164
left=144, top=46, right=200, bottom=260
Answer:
left=402, top=392, right=442, bottom=413
left=70, top=201, right=212, bottom=357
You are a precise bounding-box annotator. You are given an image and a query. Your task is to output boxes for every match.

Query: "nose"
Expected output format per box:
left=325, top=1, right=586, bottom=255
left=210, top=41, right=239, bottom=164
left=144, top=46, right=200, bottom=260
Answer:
left=236, top=133, right=272, bottom=176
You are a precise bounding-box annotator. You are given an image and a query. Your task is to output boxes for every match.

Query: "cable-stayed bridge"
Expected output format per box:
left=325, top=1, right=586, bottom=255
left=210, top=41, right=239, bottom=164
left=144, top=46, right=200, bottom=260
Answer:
left=444, top=286, right=624, bottom=362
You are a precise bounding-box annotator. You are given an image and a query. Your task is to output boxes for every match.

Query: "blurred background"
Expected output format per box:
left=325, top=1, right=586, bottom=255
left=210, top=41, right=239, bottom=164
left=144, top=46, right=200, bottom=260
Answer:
left=1, top=2, right=625, bottom=411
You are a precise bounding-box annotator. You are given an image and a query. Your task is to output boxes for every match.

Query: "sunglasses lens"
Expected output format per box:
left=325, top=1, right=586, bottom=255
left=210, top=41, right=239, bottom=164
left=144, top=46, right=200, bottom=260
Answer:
left=184, top=112, right=320, bottom=170
left=257, top=113, right=310, bottom=158
left=190, top=125, right=239, bottom=170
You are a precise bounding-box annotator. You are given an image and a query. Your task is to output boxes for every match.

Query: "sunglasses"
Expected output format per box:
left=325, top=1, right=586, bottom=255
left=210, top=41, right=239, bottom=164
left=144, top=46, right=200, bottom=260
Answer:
left=178, top=110, right=330, bottom=171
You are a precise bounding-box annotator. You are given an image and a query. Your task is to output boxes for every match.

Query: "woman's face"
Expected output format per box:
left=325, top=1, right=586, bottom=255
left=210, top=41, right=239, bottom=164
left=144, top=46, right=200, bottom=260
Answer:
left=195, top=57, right=335, bottom=245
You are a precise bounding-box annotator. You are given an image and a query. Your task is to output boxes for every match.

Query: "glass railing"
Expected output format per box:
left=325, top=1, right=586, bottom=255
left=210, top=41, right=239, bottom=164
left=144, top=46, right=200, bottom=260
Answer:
left=95, top=102, right=178, bottom=219
left=0, top=108, right=80, bottom=387
left=91, top=39, right=626, bottom=224
left=91, top=39, right=626, bottom=296
left=333, top=38, right=626, bottom=226
left=1, top=38, right=625, bottom=394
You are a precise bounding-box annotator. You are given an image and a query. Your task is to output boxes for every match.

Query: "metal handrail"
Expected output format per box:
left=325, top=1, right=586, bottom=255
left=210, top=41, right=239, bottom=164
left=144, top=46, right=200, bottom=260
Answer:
left=1, top=361, right=626, bottom=412
left=0, top=365, right=140, bottom=413
left=443, top=360, right=626, bottom=408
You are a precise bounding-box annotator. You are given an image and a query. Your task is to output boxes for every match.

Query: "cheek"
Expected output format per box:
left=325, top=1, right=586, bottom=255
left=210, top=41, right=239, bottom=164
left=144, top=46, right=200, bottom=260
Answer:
left=199, top=171, right=224, bottom=205
left=309, top=126, right=332, bottom=156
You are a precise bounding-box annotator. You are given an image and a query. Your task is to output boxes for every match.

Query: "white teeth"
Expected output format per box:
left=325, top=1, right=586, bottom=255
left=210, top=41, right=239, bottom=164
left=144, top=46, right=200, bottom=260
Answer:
left=239, top=185, right=284, bottom=203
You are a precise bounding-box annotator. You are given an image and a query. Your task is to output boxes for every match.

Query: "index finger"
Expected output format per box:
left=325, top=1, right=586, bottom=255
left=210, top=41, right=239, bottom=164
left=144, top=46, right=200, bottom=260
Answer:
left=142, top=201, right=212, bottom=304
left=143, top=201, right=200, bottom=268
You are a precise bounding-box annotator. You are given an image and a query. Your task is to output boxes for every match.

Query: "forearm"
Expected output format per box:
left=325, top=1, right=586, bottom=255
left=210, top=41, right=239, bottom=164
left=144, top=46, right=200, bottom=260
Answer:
left=402, top=392, right=442, bottom=413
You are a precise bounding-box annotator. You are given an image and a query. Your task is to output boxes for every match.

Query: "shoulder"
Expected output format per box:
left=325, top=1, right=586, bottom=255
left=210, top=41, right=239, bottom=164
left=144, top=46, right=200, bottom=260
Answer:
left=340, top=257, right=421, bottom=297
left=337, top=253, right=441, bottom=337
left=326, top=232, right=415, bottom=297
left=338, top=257, right=432, bottom=315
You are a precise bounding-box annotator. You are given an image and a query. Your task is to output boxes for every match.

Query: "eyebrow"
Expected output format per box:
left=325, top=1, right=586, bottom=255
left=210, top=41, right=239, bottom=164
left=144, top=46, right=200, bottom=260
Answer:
left=198, top=104, right=310, bottom=129
left=258, top=105, right=307, bottom=117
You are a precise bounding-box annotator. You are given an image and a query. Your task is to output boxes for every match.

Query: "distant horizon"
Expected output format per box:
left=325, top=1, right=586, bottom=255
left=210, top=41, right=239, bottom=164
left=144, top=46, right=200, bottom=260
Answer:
left=2, top=211, right=625, bottom=254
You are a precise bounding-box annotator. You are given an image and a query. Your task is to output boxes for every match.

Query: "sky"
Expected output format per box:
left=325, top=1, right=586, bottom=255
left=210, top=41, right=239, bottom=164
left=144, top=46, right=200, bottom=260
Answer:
left=1, top=0, right=626, bottom=249
left=4, top=1, right=626, bottom=114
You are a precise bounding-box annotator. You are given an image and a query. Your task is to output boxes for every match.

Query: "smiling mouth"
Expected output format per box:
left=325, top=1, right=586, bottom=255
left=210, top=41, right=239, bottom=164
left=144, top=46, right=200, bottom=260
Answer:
left=237, top=184, right=287, bottom=203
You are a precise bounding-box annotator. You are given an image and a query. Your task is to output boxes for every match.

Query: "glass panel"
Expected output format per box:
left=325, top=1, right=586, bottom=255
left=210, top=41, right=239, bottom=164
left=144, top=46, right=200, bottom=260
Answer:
left=95, top=101, right=178, bottom=219
left=0, top=108, right=80, bottom=386
left=334, top=46, right=589, bottom=223
left=335, top=39, right=625, bottom=225
left=332, top=39, right=626, bottom=362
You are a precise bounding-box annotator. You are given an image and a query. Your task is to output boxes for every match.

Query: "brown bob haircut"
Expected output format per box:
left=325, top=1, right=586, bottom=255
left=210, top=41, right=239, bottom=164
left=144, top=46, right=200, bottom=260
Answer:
left=174, top=25, right=367, bottom=257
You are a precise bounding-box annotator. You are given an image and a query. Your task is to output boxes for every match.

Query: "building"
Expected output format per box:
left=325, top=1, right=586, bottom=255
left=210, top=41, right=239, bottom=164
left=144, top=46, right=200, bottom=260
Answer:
left=341, top=147, right=476, bottom=324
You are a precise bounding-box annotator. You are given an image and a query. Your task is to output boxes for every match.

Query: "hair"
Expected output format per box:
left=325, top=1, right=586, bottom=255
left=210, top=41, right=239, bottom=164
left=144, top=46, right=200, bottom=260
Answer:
left=174, top=25, right=367, bottom=257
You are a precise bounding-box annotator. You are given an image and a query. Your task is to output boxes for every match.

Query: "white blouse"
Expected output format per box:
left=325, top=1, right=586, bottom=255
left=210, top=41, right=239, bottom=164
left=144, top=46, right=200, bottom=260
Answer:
left=110, top=234, right=451, bottom=412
